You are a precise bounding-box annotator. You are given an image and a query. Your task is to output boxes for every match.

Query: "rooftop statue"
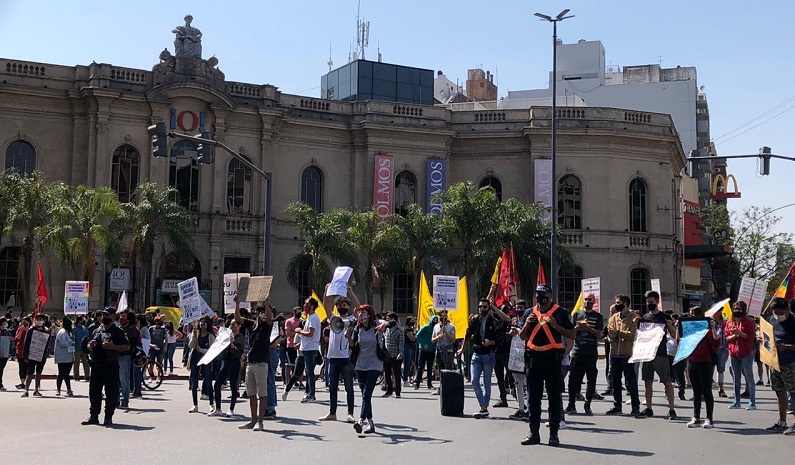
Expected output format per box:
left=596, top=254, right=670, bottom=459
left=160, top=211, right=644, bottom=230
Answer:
left=173, top=15, right=202, bottom=58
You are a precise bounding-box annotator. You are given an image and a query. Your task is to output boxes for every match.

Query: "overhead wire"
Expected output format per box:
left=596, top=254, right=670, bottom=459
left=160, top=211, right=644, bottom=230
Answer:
left=713, top=94, right=795, bottom=142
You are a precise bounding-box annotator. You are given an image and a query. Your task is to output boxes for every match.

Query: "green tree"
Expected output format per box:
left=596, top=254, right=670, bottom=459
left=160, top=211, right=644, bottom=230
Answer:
left=392, top=203, right=445, bottom=302
left=123, top=182, right=195, bottom=307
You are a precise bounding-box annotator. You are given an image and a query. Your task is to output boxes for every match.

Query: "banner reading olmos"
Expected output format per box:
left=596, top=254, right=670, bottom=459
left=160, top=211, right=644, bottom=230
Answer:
left=373, top=154, right=394, bottom=222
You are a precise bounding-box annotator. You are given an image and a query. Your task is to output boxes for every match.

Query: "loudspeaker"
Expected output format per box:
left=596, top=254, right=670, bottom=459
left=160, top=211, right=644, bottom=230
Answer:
left=330, top=316, right=351, bottom=334
left=439, top=369, right=465, bottom=417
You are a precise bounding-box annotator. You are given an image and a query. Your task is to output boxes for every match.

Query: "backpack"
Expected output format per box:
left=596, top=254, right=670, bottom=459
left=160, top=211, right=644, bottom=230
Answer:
left=150, top=326, right=167, bottom=351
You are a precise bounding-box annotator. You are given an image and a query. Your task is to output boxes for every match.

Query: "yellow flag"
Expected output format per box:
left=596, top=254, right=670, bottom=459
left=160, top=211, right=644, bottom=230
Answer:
left=448, top=276, right=469, bottom=339
left=310, top=290, right=339, bottom=322
left=722, top=300, right=732, bottom=320
left=417, top=271, right=434, bottom=328
left=490, top=257, right=502, bottom=285
left=570, top=291, right=583, bottom=316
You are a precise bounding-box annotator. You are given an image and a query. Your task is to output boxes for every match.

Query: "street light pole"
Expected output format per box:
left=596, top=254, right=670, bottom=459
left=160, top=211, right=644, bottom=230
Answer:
left=535, top=9, right=574, bottom=300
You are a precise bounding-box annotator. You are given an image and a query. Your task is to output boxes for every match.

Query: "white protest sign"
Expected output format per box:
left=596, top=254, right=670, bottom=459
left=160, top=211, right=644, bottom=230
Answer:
left=738, top=276, right=769, bottom=317
left=628, top=322, right=666, bottom=363
left=64, top=281, right=90, bottom=315
left=433, top=275, right=459, bottom=310
left=109, top=268, right=131, bottom=291
left=224, top=273, right=251, bottom=314
left=326, top=266, right=354, bottom=297
left=581, top=277, right=601, bottom=313
left=198, top=327, right=232, bottom=366
left=180, top=297, right=203, bottom=325
left=27, top=330, right=49, bottom=362
left=201, top=299, right=215, bottom=318
left=705, top=298, right=731, bottom=318
left=178, top=277, right=200, bottom=303
left=650, top=278, right=661, bottom=295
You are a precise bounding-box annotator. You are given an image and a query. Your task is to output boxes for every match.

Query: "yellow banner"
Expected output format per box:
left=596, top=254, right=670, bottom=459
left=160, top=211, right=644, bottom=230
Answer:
left=417, top=271, right=434, bottom=328
left=759, top=318, right=780, bottom=372
left=417, top=271, right=469, bottom=339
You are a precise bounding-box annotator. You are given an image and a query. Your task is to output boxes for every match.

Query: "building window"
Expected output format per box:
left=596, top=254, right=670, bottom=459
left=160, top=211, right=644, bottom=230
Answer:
left=223, top=257, right=251, bottom=274
left=629, top=178, right=648, bottom=232
left=227, top=158, right=252, bottom=214
left=394, top=170, right=417, bottom=216
left=111, top=145, right=139, bottom=203
left=630, top=267, right=651, bottom=312
left=300, top=166, right=323, bottom=214
left=5, top=140, right=36, bottom=175
left=392, top=267, right=414, bottom=314
left=296, top=257, right=311, bottom=303
left=479, top=175, right=502, bottom=202
left=0, top=247, right=21, bottom=308
left=559, top=265, right=583, bottom=311
left=558, top=174, right=582, bottom=229
left=169, top=141, right=200, bottom=212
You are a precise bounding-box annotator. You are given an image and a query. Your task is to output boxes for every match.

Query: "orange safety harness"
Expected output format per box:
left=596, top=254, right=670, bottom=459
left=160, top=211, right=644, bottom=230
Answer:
left=526, top=304, right=564, bottom=351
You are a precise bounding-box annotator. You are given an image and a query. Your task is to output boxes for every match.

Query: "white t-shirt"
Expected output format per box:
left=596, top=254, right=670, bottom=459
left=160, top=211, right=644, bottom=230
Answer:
left=300, top=313, right=321, bottom=352
left=327, top=316, right=355, bottom=359
left=433, top=322, right=456, bottom=350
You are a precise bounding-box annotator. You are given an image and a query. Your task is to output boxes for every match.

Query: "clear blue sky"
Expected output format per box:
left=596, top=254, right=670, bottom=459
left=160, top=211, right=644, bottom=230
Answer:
left=1, top=0, right=793, bottom=235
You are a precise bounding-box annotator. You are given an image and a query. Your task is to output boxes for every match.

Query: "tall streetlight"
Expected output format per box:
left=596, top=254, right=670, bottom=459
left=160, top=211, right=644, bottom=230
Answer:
left=535, top=9, right=574, bottom=300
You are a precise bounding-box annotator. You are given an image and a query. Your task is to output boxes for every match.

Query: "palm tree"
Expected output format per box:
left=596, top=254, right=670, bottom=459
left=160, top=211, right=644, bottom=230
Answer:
left=392, top=203, right=445, bottom=305
left=123, top=182, right=195, bottom=308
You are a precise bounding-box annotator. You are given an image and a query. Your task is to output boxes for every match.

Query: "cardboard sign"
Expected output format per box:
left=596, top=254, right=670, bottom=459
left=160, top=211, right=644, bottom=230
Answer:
left=198, top=327, right=232, bottom=366
left=238, top=276, right=273, bottom=303
left=581, top=277, right=601, bottom=313
left=28, top=330, right=50, bottom=363
left=628, top=322, right=666, bottom=363
left=759, top=318, right=780, bottom=372
left=433, top=275, right=459, bottom=310
left=223, top=273, right=251, bottom=314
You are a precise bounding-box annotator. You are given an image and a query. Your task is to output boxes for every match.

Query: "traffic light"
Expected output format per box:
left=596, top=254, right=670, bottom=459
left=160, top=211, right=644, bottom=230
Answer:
left=147, top=122, right=169, bottom=157
left=759, top=146, right=771, bottom=175
left=196, top=131, right=214, bottom=164
left=687, top=150, right=699, bottom=178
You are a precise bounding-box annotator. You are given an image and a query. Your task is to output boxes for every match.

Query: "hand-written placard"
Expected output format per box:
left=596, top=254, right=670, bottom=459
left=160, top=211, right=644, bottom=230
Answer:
left=581, top=277, right=601, bottom=313
left=180, top=297, right=203, bottom=325
left=629, top=322, right=666, bottom=363
left=238, top=276, right=273, bottom=303
left=224, top=273, right=251, bottom=314
left=64, top=296, right=89, bottom=314
left=738, top=276, right=769, bottom=317
left=178, top=277, right=199, bottom=303
left=28, top=330, right=50, bottom=363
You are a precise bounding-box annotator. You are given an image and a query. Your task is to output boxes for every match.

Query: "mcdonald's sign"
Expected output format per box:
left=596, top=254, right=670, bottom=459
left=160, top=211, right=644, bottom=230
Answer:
left=711, top=174, right=741, bottom=199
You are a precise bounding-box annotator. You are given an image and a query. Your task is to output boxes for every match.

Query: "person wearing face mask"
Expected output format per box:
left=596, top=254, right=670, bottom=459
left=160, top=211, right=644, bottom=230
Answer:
left=14, top=317, right=31, bottom=390
left=283, top=306, right=302, bottom=385
left=458, top=298, right=505, bottom=419
left=21, top=313, right=51, bottom=397
left=726, top=300, right=757, bottom=410
left=82, top=307, right=130, bottom=426
left=566, top=292, right=604, bottom=416
left=414, top=315, right=438, bottom=390
left=765, top=298, right=795, bottom=434
left=294, top=297, right=322, bottom=403
left=234, top=294, right=273, bottom=431
left=187, top=316, right=216, bottom=414
left=637, top=290, right=679, bottom=420
left=382, top=312, right=405, bottom=399
left=518, top=284, right=576, bottom=446
left=606, top=295, right=641, bottom=415
left=117, top=311, right=140, bottom=409
left=318, top=286, right=361, bottom=422
left=431, top=310, right=457, bottom=395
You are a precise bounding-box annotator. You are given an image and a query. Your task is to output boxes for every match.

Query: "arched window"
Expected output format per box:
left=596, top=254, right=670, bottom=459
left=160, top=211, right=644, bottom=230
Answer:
left=0, top=247, right=21, bottom=309
left=629, top=178, right=648, bottom=232
left=479, top=175, right=502, bottom=202
left=558, top=174, right=582, bottom=229
left=297, top=258, right=311, bottom=305
left=227, top=158, right=252, bottom=214
left=559, top=265, right=583, bottom=311
left=394, top=170, right=417, bottom=216
left=169, top=141, right=200, bottom=212
left=393, top=267, right=415, bottom=314
left=111, top=145, right=139, bottom=203
left=301, top=166, right=323, bottom=214
left=5, top=140, right=36, bottom=175
left=630, top=267, right=651, bottom=312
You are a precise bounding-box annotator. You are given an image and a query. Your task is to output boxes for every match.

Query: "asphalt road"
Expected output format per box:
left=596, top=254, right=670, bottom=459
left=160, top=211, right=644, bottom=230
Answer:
left=0, top=369, right=791, bottom=465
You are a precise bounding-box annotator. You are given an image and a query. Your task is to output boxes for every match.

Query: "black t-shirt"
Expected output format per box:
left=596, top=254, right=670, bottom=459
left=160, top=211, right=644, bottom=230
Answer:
left=642, top=311, right=671, bottom=357
left=243, top=318, right=272, bottom=364
left=571, top=310, right=604, bottom=357
left=89, top=324, right=129, bottom=363
left=527, top=305, right=574, bottom=354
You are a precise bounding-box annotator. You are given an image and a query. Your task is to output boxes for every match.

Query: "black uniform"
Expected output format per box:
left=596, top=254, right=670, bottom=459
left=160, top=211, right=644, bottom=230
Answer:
left=87, top=324, right=128, bottom=421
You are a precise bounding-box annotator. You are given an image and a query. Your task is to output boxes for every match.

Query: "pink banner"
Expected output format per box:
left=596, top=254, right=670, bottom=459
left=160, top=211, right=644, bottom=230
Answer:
left=373, top=154, right=394, bottom=221
left=534, top=159, right=553, bottom=223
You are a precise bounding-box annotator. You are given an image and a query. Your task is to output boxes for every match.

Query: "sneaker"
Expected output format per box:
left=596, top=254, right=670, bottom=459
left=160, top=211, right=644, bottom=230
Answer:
left=548, top=432, right=560, bottom=446
left=208, top=409, right=224, bottom=417
left=363, top=419, right=375, bottom=434
left=592, top=393, right=605, bottom=401
left=746, top=403, right=757, bottom=411
left=630, top=409, right=641, bottom=416
left=264, top=410, right=277, bottom=419
left=678, top=391, right=687, bottom=401
left=728, top=402, right=741, bottom=409
left=225, top=410, right=236, bottom=418
left=493, top=399, right=509, bottom=408
left=755, top=380, right=763, bottom=386
left=666, top=409, right=677, bottom=420
left=702, top=419, right=714, bottom=429
left=601, top=389, right=613, bottom=395
left=509, top=410, right=526, bottom=420
left=521, top=433, right=541, bottom=445
left=253, top=421, right=264, bottom=432
left=381, top=392, right=392, bottom=398
left=32, top=391, right=42, bottom=397
left=583, top=403, right=593, bottom=415
left=718, top=389, right=727, bottom=398
left=431, top=389, right=440, bottom=396
left=473, top=410, right=490, bottom=419
left=403, top=380, right=411, bottom=387
left=784, top=425, right=795, bottom=435
left=81, top=417, right=99, bottom=426
left=188, top=405, right=198, bottom=413
left=564, top=404, right=577, bottom=415
left=238, top=421, right=256, bottom=430
left=353, top=419, right=363, bottom=434
left=119, top=402, right=129, bottom=409
left=346, top=414, right=356, bottom=423
left=0, top=386, right=6, bottom=391
left=20, top=392, right=28, bottom=398
left=102, top=417, right=113, bottom=427
left=576, top=393, right=585, bottom=401
left=318, top=413, right=337, bottom=421
left=766, top=421, right=787, bottom=432
left=14, top=384, right=24, bottom=389
left=281, top=388, right=289, bottom=401
left=687, top=417, right=701, bottom=428
left=636, top=408, right=653, bottom=418
left=200, top=394, right=209, bottom=400
left=301, top=396, right=316, bottom=403
left=545, top=420, right=567, bottom=429
left=605, top=407, right=623, bottom=415
left=413, top=384, right=419, bottom=390
left=625, top=399, right=632, bottom=405
left=66, top=391, right=74, bottom=397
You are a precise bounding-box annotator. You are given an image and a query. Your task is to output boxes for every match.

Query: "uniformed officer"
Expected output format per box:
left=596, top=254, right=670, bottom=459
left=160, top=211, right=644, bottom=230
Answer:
left=81, top=307, right=129, bottom=427
left=519, top=284, right=575, bottom=446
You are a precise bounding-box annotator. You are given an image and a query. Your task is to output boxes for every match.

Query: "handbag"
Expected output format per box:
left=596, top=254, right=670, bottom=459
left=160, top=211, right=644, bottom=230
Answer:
left=350, top=330, right=360, bottom=365
left=376, top=332, right=389, bottom=362
left=315, top=351, right=323, bottom=366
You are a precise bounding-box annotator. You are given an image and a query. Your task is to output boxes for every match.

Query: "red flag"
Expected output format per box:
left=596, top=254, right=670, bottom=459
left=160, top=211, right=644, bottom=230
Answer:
left=537, top=258, right=547, bottom=286
left=496, top=248, right=519, bottom=307
left=36, top=261, right=48, bottom=306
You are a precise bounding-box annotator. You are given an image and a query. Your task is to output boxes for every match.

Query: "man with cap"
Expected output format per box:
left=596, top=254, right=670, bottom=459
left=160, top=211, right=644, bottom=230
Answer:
left=519, top=284, right=575, bottom=446
left=81, top=307, right=129, bottom=427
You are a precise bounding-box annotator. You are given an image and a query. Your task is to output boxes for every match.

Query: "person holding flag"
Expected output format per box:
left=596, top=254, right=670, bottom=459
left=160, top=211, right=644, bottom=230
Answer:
left=765, top=297, right=795, bottom=434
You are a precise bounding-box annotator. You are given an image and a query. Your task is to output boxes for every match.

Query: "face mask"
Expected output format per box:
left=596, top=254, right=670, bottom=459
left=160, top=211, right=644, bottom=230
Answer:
left=584, top=301, right=594, bottom=310
left=102, top=317, right=113, bottom=326
left=388, top=320, right=397, bottom=328
left=338, top=308, right=349, bottom=315
left=733, top=312, right=745, bottom=319
left=647, top=303, right=657, bottom=312
left=615, top=304, right=625, bottom=312
left=776, top=313, right=789, bottom=322
left=258, top=313, right=267, bottom=322
left=536, top=295, right=550, bottom=305
left=35, top=320, right=44, bottom=327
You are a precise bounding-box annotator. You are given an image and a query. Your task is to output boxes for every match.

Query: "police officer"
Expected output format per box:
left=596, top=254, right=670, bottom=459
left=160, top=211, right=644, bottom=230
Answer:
left=519, top=284, right=575, bottom=447
left=81, top=307, right=129, bottom=427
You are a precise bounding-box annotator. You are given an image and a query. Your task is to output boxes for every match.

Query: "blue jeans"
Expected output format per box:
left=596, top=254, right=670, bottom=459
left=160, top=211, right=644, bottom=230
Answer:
left=267, top=346, right=279, bottom=410
left=402, top=343, right=415, bottom=383
left=471, top=353, right=494, bottom=409
left=166, top=343, right=177, bottom=373
left=132, top=364, right=142, bottom=396
left=190, top=363, right=213, bottom=406
left=302, top=350, right=319, bottom=397
left=328, top=358, right=355, bottom=415
left=730, top=353, right=756, bottom=404
left=214, top=357, right=240, bottom=411
left=356, top=369, right=380, bottom=420
left=118, top=355, right=131, bottom=403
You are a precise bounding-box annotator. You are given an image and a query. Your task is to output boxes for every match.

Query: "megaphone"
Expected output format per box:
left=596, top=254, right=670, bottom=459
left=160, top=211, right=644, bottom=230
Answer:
left=330, top=316, right=351, bottom=334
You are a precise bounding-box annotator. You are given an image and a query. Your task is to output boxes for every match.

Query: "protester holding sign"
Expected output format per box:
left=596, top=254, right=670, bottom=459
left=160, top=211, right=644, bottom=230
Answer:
left=234, top=294, right=273, bottom=432
left=683, top=308, right=719, bottom=428
left=606, top=295, right=641, bottom=416
left=21, top=313, right=50, bottom=398
left=14, top=317, right=30, bottom=390
left=211, top=318, right=245, bottom=418
left=187, top=316, right=215, bottom=414
left=638, top=291, right=679, bottom=420
left=726, top=301, right=757, bottom=410
left=765, top=298, right=795, bottom=434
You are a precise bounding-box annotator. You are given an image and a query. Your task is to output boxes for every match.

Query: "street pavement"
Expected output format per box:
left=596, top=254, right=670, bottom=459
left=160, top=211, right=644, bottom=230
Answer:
left=0, top=363, right=792, bottom=465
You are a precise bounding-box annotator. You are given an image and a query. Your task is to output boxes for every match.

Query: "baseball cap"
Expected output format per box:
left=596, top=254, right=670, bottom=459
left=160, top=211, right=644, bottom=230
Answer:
left=101, top=306, right=117, bottom=315
left=771, top=297, right=788, bottom=310
left=535, top=284, right=553, bottom=294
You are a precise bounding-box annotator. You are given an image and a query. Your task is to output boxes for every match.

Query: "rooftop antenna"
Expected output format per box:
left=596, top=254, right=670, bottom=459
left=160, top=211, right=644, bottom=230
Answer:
left=377, top=42, right=382, bottom=62
left=658, top=55, right=663, bottom=66
left=327, top=42, right=334, bottom=71
left=355, top=0, right=370, bottom=61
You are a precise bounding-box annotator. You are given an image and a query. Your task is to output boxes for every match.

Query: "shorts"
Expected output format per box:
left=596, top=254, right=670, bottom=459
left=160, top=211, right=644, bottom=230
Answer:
left=26, top=360, right=45, bottom=377
left=770, top=362, right=795, bottom=392
left=286, top=347, right=297, bottom=365
left=245, top=361, right=269, bottom=398
left=642, top=355, right=671, bottom=383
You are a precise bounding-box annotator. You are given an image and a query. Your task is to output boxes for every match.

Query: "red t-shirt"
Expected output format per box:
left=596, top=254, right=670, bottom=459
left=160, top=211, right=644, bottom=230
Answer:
left=284, top=317, right=300, bottom=348
left=688, top=330, right=720, bottom=363
left=14, top=326, right=28, bottom=357
left=726, top=317, right=756, bottom=359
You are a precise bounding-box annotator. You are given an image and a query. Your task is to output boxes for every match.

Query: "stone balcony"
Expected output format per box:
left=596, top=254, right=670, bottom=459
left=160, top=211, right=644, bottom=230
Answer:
left=560, top=228, right=675, bottom=252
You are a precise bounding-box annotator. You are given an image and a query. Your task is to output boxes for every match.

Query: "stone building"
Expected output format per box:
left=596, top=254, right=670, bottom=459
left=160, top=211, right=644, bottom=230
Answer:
left=0, top=32, right=686, bottom=316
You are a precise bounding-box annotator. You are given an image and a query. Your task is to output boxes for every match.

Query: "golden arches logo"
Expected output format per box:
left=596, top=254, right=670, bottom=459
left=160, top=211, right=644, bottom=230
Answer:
left=711, top=174, right=741, bottom=199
